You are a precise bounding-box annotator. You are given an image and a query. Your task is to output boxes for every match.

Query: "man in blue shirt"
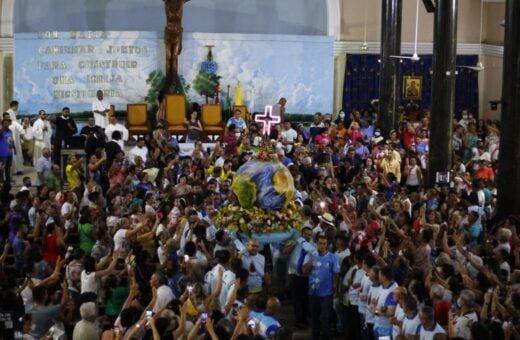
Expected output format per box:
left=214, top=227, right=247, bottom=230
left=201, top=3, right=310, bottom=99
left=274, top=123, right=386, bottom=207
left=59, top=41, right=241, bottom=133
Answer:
left=286, top=227, right=317, bottom=327
left=0, top=117, right=14, bottom=186
left=302, top=235, right=340, bottom=340
left=248, top=296, right=282, bottom=338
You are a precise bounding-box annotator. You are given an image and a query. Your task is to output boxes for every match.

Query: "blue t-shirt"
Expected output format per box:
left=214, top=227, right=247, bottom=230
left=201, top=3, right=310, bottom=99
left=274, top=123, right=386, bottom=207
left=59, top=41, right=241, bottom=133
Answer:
left=249, top=311, right=281, bottom=338
left=227, top=117, right=246, bottom=131
left=0, top=128, right=13, bottom=157
left=304, top=251, right=340, bottom=296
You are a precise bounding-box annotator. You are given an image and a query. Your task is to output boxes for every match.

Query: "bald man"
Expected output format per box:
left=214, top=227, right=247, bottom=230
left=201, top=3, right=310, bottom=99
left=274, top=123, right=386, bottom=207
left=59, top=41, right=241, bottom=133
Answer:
left=249, top=297, right=281, bottom=338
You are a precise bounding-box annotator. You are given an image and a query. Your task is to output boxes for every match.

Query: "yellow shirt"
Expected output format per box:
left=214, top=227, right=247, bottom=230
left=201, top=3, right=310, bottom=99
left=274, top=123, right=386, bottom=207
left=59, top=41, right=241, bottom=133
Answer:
left=66, top=164, right=82, bottom=189
left=380, top=157, right=401, bottom=182
left=204, top=165, right=232, bottom=182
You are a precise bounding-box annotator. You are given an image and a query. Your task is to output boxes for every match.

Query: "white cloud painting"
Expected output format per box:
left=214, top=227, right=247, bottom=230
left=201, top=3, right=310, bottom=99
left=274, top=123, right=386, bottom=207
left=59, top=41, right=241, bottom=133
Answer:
left=14, top=32, right=333, bottom=115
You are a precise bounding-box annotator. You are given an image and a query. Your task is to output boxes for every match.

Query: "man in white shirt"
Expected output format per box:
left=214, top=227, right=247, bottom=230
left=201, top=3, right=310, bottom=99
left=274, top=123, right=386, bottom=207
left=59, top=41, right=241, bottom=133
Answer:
left=129, top=137, right=148, bottom=164
left=204, top=250, right=230, bottom=295
left=32, top=110, right=52, bottom=163
left=35, top=148, right=52, bottom=187
left=240, top=239, right=265, bottom=294
left=21, top=117, right=34, bottom=166
left=150, top=272, right=175, bottom=312
left=453, top=290, right=478, bottom=340
left=343, top=251, right=365, bottom=339
left=400, top=295, right=421, bottom=338
left=61, top=191, right=78, bottom=230
left=417, top=305, right=446, bottom=340
left=281, top=120, right=297, bottom=153
left=105, top=115, right=128, bottom=149
left=92, top=90, right=110, bottom=129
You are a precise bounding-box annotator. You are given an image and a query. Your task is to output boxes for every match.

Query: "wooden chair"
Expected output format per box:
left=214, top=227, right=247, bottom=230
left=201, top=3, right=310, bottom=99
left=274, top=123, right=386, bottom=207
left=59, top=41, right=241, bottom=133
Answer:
left=127, top=104, right=149, bottom=138
left=202, top=104, right=224, bottom=141
left=165, top=94, right=187, bottom=139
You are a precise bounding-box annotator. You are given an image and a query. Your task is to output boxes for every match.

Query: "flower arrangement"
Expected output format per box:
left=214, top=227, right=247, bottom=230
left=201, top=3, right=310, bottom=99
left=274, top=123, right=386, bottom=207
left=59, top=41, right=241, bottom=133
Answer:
left=215, top=200, right=303, bottom=235
left=252, top=138, right=278, bottom=162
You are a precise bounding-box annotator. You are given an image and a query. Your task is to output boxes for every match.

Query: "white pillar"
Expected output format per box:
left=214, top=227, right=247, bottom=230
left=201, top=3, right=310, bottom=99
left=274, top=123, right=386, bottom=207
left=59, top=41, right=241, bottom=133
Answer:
left=1, top=0, right=14, bottom=37
left=326, top=0, right=341, bottom=41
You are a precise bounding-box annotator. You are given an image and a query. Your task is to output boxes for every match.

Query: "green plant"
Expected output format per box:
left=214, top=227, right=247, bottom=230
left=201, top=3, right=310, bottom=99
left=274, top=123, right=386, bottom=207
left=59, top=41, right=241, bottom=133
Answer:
left=192, top=70, right=218, bottom=104
left=145, top=70, right=166, bottom=113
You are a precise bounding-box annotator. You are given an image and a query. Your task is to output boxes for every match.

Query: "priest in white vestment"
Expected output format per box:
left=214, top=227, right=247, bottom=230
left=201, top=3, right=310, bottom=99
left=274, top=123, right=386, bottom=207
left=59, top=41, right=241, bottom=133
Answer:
left=32, top=110, right=52, bottom=163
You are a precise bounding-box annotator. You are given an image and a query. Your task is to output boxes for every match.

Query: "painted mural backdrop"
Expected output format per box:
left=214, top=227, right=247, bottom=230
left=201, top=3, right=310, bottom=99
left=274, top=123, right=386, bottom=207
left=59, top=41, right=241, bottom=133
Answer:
left=14, top=31, right=160, bottom=114
left=14, top=32, right=333, bottom=115
left=180, top=33, right=333, bottom=114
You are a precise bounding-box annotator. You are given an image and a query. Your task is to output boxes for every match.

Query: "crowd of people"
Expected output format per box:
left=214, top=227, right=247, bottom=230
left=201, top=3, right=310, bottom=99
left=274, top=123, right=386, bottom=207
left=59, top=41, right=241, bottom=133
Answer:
left=0, top=96, right=518, bottom=340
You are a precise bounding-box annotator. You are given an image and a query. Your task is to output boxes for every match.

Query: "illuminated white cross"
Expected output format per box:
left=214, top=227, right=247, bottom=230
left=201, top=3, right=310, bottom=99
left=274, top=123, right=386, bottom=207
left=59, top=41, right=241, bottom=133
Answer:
left=255, top=105, right=281, bottom=136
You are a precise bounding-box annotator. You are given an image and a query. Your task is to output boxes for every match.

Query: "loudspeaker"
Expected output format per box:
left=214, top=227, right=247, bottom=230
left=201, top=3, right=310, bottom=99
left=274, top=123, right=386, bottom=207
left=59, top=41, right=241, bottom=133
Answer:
left=64, top=136, right=86, bottom=149
left=422, top=0, right=435, bottom=13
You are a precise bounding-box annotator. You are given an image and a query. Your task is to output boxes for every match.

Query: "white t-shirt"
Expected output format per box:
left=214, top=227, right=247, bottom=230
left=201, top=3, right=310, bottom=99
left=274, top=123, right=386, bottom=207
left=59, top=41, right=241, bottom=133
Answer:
left=334, top=248, right=351, bottom=267
left=219, top=270, right=236, bottom=309
left=113, top=229, right=128, bottom=251
left=281, top=128, right=297, bottom=152
left=402, top=312, right=421, bottom=337
left=346, top=267, right=365, bottom=306
left=453, top=311, right=478, bottom=340
left=92, top=99, right=110, bottom=128
left=153, top=285, right=174, bottom=312
left=61, top=202, right=76, bottom=229
left=21, top=278, right=42, bottom=312
left=129, top=146, right=148, bottom=164
left=358, top=273, right=372, bottom=316
left=365, top=284, right=382, bottom=324
left=418, top=322, right=446, bottom=340
left=81, top=271, right=98, bottom=294
left=392, top=304, right=406, bottom=338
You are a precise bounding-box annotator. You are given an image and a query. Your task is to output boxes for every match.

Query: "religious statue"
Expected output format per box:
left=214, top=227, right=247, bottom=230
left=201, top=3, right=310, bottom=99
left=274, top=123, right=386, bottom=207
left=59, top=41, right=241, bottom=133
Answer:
left=164, top=0, right=190, bottom=93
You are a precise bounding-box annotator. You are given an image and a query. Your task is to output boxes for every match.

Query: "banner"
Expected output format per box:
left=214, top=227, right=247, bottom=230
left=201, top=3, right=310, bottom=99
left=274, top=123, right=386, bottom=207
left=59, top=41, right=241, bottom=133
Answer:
left=14, top=31, right=160, bottom=114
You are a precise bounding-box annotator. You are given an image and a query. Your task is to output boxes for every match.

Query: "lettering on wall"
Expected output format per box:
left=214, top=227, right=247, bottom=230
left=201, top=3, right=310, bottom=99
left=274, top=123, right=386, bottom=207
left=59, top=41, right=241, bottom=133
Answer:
left=14, top=31, right=159, bottom=114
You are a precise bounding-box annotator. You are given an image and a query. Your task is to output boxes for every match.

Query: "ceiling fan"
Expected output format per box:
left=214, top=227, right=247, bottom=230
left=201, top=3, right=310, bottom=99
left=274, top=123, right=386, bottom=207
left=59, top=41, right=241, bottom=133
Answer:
left=456, top=0, right=485, bottom=72
left=390, top=0, right=420, bottom=61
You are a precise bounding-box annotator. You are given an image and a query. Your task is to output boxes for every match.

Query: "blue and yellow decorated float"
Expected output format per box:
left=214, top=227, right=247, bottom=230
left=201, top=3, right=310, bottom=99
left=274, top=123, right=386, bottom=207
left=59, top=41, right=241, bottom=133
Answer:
left=215, top=139, right=303, bottom=244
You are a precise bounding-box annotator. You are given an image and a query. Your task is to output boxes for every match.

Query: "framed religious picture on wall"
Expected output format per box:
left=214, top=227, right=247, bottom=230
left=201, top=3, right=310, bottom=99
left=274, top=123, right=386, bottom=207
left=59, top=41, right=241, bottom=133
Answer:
left=403, top=76, right=422, bottom=100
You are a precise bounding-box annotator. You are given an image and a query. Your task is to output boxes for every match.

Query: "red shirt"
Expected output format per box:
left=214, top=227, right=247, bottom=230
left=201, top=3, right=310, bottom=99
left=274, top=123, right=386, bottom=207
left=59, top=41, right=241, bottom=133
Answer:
left=434, top=300, right=451, bottom=327
left=402, top=130, right=415, bottom=149
left=475, top=166, right=494, bottom=180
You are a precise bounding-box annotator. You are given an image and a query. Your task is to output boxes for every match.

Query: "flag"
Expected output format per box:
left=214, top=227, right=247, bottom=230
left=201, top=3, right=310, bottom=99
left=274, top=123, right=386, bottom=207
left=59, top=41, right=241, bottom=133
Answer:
left=248, top=86, right=255, bottom=122
left=225, top=85, right=232, bottom=122
left=235, top=82, right=243, bottom=106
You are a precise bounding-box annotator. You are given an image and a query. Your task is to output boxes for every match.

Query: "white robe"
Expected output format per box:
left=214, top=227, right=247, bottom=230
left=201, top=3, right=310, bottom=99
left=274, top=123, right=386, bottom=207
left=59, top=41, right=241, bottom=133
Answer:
left=9, top=121, right=24, bottom=172
left=32, top=118, right=52, bottom=162
left=6, top=108, right=17, bottom=123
